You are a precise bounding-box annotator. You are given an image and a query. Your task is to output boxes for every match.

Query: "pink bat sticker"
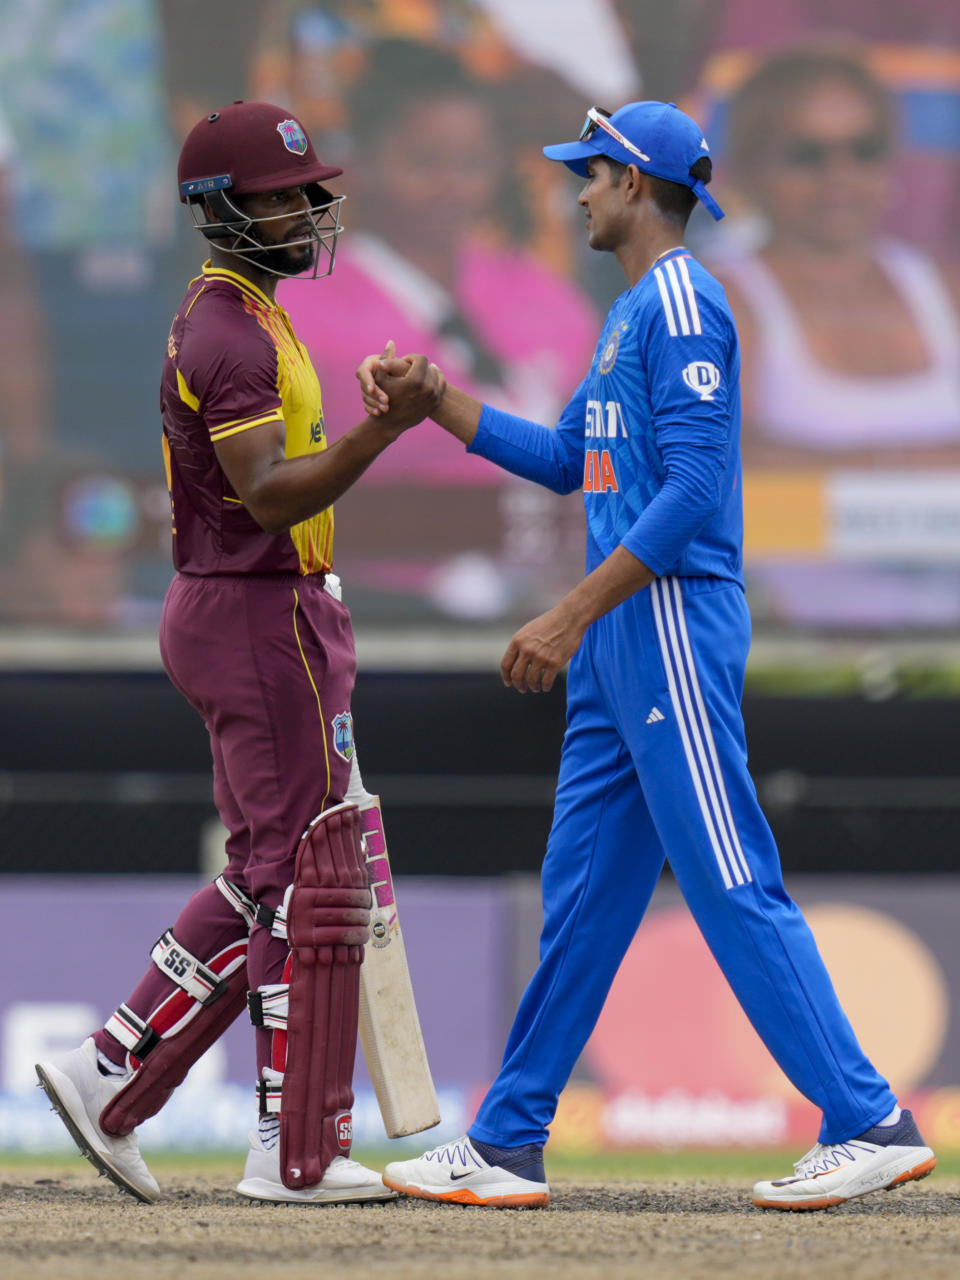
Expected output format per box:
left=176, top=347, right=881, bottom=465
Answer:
left=361, top=806, right=396, bottom=909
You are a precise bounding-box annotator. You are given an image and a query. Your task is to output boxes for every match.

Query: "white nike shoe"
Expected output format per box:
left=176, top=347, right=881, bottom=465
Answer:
left=383, top=1135, right=550, bottom=1208
left=236, top=1131, right=396, bottom=1204
left=35, top=1037, right=160, bottom=1203
left=753, top=1109, right=936, bottom=1210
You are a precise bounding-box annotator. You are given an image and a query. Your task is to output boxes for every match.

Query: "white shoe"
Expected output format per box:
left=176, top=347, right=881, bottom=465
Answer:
left=753, top=1109, right=936, bottom=1210
left=236, top=1131, right=396, bottom=1204
left=383, top=1135, right=550, bottom=1208
left=35, top=1037, right=160, bottom=1203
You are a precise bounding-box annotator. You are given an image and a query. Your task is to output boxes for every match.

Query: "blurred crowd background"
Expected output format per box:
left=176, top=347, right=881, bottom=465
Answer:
left=4, top=1, right=960, bottom=1152
left=0, top=0, right=958, bottom=640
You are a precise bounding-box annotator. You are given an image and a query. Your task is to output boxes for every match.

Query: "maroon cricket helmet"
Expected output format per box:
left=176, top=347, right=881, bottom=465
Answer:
left=177, top=100, right=343, bottom=202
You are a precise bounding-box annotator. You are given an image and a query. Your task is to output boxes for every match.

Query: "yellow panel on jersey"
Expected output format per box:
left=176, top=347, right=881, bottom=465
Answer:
left=240, top=287, right=334, bottom=576
left=177, top=369, right=200, bottom=412
left=209, top=409, right=285, bottom=443
left=161, top=262, right=334, bottom=576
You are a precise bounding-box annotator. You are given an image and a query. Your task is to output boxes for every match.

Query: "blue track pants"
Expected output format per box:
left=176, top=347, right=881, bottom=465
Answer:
left=470, top=576, right=895, bottom=1149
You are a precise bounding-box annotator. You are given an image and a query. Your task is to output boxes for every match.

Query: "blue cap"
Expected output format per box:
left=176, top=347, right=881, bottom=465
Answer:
left=543, top=100, right=724, bottom=221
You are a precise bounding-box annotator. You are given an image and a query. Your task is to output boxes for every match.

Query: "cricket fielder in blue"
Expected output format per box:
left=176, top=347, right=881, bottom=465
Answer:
left=362, top=102, right=935, bottom=1211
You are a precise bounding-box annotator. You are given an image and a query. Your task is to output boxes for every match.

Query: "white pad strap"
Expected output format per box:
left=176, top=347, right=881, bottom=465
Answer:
left=253, top=883, right=293, bottom=941
left=257, top=1066, right=284, bottom=1115
left=247, top=983, right=289, bottom=1031
left=150, top=930, right=229, bottom=1006
left=215, top=874, right=257, bottom=931
left=105, top=1003, right=160, bottom=1058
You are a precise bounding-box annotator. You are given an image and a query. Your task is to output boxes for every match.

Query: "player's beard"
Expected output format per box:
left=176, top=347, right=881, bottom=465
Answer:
left=253, top=240, right=317, bottom=279
left=245, top=234, right=318, bottom=277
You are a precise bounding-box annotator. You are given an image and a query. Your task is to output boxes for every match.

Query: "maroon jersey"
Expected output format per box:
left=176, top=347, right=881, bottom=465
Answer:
left=160, top=262, right=334, bottom=575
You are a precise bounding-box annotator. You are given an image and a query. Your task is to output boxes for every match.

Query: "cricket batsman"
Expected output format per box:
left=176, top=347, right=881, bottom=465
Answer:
left=35, top=101, right=442, bottom=1204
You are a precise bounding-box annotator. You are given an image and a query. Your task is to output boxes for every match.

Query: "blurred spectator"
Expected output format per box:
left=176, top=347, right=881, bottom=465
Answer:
left=708, top=45, right=960, bottom=628
left=0, top=104, right=51, bottom=468
left=278, top=38, right=601, bottom=618
left=473, top=0, right=639, bottom=102
left=0, top=461, right=151, bottom=628
left=714, top=46, right=960, bottom=468
left=160, top=0, right=266, bottom=143
left=690, top=2, right=960, bottom=255
left=0, top=0, right=176, bottom=473
left=615, top=0, right=719, bottom=101
left=283, top=38, right=600, bottom=477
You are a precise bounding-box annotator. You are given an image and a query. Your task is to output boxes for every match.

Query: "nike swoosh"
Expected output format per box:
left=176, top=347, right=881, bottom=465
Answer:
left=449, top=1170, right=477, bottom=1181
left=808, top=1164, right=853, bottom=1178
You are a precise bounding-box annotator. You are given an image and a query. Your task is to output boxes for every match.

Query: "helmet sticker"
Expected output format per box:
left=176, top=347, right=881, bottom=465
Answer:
left=277, top=119, right=308, bottom=156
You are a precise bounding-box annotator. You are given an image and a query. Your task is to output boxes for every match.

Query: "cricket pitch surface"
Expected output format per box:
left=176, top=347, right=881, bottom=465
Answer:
left=4, top=1164, right=959, bottom=1279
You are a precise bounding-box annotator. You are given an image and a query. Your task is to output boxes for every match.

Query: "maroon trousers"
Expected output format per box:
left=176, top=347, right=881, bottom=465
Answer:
left=95, top=571, right=358, bottom=1075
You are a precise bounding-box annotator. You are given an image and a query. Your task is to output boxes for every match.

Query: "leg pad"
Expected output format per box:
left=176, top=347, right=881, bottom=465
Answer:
left=100, top=954, right=248, bottom=1136
left=279, top=802, right=370, bottom=1189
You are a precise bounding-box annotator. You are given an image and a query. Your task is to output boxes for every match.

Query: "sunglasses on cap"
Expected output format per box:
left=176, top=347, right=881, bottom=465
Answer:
left=579, top=106, right=652, bottom=164
left=779, top=133, right=889, bottom=169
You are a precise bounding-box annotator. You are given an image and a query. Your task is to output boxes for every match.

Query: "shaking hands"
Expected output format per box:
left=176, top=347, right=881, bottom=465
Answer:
left=356, top=340, right=446, bottom=433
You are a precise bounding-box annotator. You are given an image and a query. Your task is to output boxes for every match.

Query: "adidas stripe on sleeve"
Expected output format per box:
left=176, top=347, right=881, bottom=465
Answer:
left=619, top=264, right=736, bottom=574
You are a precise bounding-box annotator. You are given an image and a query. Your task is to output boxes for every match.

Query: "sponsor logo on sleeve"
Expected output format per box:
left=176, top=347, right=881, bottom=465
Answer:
left=682, top=360, right=721, bottom=401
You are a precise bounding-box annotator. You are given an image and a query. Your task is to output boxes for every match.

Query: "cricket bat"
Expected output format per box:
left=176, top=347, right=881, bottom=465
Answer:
left=356, top=796, right=441, bottom=1137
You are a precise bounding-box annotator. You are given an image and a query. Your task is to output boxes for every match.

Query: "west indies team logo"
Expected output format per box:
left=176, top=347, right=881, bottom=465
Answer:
left=331, top=710, right=355, bottom=761
left=277, top=118, right=308, bottom=155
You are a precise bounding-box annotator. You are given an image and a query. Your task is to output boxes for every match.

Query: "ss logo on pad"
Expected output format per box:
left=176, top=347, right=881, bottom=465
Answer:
left=336, top=1112, right=353, bottom=1148
left=163, top=947, right=190, bottom=978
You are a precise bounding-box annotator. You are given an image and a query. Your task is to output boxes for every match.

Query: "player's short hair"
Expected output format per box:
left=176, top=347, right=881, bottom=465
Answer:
left=727, top=45, right=897, bottom=178
left=602, top=154, right=713, bottom=227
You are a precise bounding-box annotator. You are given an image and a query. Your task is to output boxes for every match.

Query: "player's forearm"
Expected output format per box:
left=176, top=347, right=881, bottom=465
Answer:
left=563, top=544, right=656, bottom=630
left=433, top=385, right=579, bottom=492
left=429, top=383, right=482, bottom=445
left=500, top=544, right=655, bottom=694
left=241, top=418, right=405, bottom=533
left=230, top=357, right=442, bottom=531
left=467, top=403, right=583, bottom=495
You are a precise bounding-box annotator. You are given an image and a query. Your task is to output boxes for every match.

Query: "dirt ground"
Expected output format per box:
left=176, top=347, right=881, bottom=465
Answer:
left=3, top=1165, right=959, bottom=1280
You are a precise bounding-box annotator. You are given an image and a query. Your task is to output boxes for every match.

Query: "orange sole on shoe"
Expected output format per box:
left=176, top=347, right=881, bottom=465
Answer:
left=383, top=1177, right=549, bottom=1208
left=752, top=1154, right=937, bottom=1211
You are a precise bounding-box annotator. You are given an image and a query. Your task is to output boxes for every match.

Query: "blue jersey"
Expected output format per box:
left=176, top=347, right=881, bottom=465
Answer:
left=469, top=248, right=744, bottom=585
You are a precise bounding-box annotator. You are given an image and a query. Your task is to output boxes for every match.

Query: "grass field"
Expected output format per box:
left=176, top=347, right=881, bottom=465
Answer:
left=6, top=1143, right=960, bottom=1180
